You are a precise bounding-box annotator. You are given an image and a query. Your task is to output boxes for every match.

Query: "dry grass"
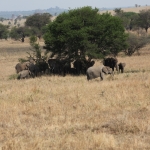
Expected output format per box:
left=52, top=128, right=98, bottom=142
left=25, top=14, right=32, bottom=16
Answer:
left=1, top=19, right=26, bottom=28
left=100, top=5, right=150, bottom=15
left=0, top=39, right=150, bottom=150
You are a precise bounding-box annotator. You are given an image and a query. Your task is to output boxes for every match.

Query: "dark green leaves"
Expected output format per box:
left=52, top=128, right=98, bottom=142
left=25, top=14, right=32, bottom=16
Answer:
left=44, top=7, right=128, bottom=60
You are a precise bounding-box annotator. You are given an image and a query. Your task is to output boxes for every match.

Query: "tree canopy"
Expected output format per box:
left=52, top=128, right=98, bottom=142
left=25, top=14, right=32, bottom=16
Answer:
left=0, top=23, right=9, bottom=40
left=114, top=8, right=138, bottom=30
left=25, top=13, right=52, bottom=30
left=44, top=7, right=128, bottom=60
left=136, top=9, right=150, bottom=32
left=124, top=33, right=150, bottom=56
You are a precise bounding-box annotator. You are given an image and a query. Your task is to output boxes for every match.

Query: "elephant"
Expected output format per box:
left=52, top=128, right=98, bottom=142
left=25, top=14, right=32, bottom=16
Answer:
left=17, top=70, right=31, bottom=79
left=103, top=57, right=118, bottom=72
left=48, top=59, right=63, bottom=75
left=26, top=63, right=40, bottom=77
left=86, top=65, right=113, bottom=81
left=118, top=62, right=126, bottom=73
left=15, top=62, right=30, bottom=73
left=68, top=68, right=77, bottom=75
left=48, top=59, right=71, bottom=76
left=36, top=60, right=49, bottom=74
left=73, top=59, right=95, bottom=75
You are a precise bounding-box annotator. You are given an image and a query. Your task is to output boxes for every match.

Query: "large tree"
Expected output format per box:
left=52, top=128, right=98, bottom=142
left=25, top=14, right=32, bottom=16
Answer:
left=44, top=7, right=128, bottom=60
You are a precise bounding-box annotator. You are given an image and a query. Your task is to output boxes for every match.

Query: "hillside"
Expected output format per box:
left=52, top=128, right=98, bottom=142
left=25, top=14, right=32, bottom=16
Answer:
left=100, top=5, right=150, bottom=15
left=0, top=6, right=68, bottom=19
left=1, top=5, right=150, bottom=28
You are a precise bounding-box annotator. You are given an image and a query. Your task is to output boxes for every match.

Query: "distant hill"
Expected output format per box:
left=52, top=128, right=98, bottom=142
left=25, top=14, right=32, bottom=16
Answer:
left=0, top=6, right=125, bottom=19
left=0, top=7, right=68, bottom=19
left=99, top=5, right=150, bottom=15
left=0, top=5, right=150, bottom=20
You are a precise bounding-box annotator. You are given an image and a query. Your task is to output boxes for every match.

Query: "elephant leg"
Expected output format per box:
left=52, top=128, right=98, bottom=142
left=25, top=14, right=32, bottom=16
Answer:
left=87, top=73, right=90, bottom=81
left=100, top=72, right=104, bottom=80
left=112, top=67, right=114, bottom=72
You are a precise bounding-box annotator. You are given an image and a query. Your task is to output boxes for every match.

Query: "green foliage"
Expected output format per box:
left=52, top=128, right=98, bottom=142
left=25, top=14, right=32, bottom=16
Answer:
left=0, top=17, right=5, bottom=22
left=18, top=58, right=28, bottom=63
left=124, top=33, right=150, bottom=56
left=114, top=8, right=138, bottom=30
left=135, top=9, right=150, bottom=32
left=29, top=27, right=42, bottom=38
left=14, top=19, right=17, bottom=25
left=0, top=23, right=9, bottom=39
left=8, top=21, right=11, bottom=25
left=9, top=26, right=35, bottom=40
left=44, top=7, right=128, bottom=60
left=9, top=27, right=24, bottom=40
left=114, top=8, right=123, bottom=14
left=8, top=74, right=18, bottom=80
left=29, top=35, right=37, bottom=45
left=28, top=35, right=49, bottom=61
left=25, top=13, right=52, bottom=30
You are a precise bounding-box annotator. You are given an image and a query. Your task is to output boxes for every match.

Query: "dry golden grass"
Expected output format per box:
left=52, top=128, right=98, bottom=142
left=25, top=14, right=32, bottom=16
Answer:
left=1, top=19, right=26, bottom=28
left=0, top=39, right=150, bottom=149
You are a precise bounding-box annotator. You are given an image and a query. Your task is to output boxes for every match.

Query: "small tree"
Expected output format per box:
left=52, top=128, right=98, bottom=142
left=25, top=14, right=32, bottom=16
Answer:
left=14, top=19, right=17, bottom=25
left=114, top=8, right=123, bottom=15
left=8, top=21, right=11, bottom=25
left=114, top=9, right=138, bottom=30
left=25, top=13, right=52, bottom=30
left=9, top=27, right=21, bottom=40
left=0, top=23, right=9, bottom=40
left=124, top=33, right=150, bottom=56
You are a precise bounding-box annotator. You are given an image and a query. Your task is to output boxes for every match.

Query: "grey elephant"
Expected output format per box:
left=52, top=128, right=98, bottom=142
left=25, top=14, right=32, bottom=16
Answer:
left=17, top=70, right=31, bottom=79
left=27, top=63, right=40, bottom=77
left=103, top=57, right=118, bottom=72
left=86, top=65, right=113, bottom=81
left=118, top=63, right=126, bottom=73
left=15, top=62, right=30, bottom=73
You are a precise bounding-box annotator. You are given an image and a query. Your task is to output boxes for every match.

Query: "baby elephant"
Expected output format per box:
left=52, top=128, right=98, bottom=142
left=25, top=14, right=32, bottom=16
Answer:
left=17, top=70, right=31, bottom=80
left=118, top=63, right=126, bottom=73
left=86, top=65, right=113, bottom=81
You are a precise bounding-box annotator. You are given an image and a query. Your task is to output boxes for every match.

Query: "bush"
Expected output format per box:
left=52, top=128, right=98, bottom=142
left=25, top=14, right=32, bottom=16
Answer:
left=124, top=33, right=150, bottom=56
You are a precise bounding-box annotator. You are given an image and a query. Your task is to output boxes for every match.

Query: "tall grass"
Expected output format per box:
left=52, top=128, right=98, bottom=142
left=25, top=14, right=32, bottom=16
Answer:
left=0, top=40, right=150, bottom=149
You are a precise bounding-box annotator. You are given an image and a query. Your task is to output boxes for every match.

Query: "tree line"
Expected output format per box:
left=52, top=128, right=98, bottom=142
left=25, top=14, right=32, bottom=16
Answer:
left=0, top=7, right=150, bottom=58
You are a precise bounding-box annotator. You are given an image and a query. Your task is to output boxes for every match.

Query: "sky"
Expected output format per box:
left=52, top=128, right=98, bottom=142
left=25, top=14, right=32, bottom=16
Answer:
left=0, top=0, right=150, bottom=11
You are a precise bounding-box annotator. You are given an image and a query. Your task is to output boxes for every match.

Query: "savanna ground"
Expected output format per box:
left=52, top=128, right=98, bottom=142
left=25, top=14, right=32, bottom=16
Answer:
left=0, top=38, right=150, bottom=150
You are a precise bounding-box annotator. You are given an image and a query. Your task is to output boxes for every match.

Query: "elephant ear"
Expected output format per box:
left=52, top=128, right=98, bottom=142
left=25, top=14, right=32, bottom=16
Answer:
left=102, top=66, right=109, bottom=74
left=122, top=63, right=126, bottom=67
left=91, top=60, right=95, bottom=66
left=102, top=66, right=112, bottom=74
left=25, top=62, right=30, bottom=70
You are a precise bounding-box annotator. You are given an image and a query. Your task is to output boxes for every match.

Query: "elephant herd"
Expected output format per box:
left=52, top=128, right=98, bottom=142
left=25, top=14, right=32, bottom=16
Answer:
left=87, top=57, right=126, bottom=81
left=103, top=57, right=126, bottom=73
left=15, top=58, right=96, bottom=79
left=15, top=57, right=126, bottom=80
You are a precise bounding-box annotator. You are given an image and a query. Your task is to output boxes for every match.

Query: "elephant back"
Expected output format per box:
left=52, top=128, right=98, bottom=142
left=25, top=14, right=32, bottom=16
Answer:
left=103, top=57, right=118, bottom=71
left=15, top=62, right=30, bottom=73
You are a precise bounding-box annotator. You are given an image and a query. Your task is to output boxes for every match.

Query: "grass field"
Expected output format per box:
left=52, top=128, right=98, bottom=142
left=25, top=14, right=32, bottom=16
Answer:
left=0, top=38, right=150, bottom=149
